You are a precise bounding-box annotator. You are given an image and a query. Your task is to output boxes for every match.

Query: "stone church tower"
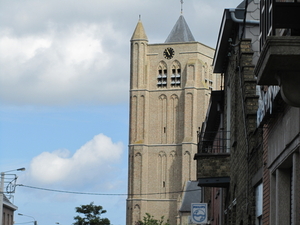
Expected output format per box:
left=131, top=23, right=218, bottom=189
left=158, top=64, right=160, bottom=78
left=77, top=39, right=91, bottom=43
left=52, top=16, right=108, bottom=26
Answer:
left=127, top=15, right=220, bottom=225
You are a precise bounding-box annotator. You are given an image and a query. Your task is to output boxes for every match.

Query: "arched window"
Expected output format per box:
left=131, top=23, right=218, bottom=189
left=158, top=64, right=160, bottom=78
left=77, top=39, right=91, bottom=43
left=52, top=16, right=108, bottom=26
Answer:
left=184, top=151, right=192, bottom=180
left=133, top=204, right=141, bottom=224
left=171, top=61, right=181, bottom=87
left=159, top=94, right=167, bottom=144
left=158, top=151, right=167, bottom=198
left=157, top=61, right=167, bottom=88
left=134, top=152, right=142, bottom=195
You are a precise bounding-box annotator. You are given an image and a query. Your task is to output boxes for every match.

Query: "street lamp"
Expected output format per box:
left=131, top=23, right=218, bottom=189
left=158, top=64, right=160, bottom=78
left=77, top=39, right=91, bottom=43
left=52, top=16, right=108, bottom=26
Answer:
left=18, top=213, right=37, bottom=225
left=0, top=167, right=25, bottom=225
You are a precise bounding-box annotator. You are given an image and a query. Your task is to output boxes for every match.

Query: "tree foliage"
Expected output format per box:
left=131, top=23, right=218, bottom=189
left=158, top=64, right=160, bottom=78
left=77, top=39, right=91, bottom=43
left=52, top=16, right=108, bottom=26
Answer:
left=135, top=213, right=170, bottom=225
left=73, top=202, right=110, bottom=225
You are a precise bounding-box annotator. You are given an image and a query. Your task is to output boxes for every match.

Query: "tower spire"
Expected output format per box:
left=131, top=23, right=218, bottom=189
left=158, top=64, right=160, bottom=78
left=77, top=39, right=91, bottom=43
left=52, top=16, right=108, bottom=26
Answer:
left=180, top=0, right=184, bottom=14
left=165, top=14, right=195, bottom=43
left=131, top=17, right=148, bottom=41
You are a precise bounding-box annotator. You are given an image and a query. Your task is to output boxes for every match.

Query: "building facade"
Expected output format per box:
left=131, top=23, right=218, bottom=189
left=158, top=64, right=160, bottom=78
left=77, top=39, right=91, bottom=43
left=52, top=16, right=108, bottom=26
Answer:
left=127, top=15, right=220, bottom=225
left=194, top=0, right=263, bottom=224
left=255, top=0, right=300, bottom=224
left=2, top=195, right=17, bottom=225
left=195, top=0, right=300, bottom=225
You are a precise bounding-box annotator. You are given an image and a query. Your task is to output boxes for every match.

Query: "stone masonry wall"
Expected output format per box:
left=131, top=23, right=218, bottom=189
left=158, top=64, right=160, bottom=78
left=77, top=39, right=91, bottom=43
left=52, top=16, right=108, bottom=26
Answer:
left=225, top=39, right=263, bottom=225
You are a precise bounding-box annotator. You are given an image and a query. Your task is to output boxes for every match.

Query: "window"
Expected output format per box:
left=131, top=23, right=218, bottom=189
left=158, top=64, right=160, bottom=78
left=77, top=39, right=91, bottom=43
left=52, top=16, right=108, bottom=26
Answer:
left=171, top=61, right=181, bottom=87
left=256, top=183, right=263, bottom=225
left=209, top=80, right=213, bottom=90
left=157, top=62, right=167, bottom=88
left=226, top=83, right=231, bottom=152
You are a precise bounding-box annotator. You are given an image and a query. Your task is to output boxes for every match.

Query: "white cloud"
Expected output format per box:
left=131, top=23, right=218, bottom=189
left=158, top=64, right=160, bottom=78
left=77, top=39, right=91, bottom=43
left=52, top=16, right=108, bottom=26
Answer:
left=0, top=29, right=51, bottom=62
left=0, top=22, right=129, bottom=106
left=28, top=133, right=123, bottom=188
left=0, top=0, right=244, bottom=107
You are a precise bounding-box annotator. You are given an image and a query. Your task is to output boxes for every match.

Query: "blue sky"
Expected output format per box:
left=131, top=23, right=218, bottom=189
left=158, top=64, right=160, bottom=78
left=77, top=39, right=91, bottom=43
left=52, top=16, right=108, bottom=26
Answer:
left=0, top=0, right=242, bottom=224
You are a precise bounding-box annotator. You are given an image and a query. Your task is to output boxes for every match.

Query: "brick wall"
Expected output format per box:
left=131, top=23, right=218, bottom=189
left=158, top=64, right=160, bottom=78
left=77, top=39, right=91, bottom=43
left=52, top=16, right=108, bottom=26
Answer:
left=262, top=123, right=270, bottom=225
left=195, top=39, right=263, bottom=225
left=225, top=39, right=263, bottom=225
left=195, top=153, right=230, bottom=178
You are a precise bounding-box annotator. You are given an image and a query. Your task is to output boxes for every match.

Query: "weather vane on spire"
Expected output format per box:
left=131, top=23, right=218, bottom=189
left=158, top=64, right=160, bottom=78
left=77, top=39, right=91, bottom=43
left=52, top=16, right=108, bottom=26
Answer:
left=180, top=0, right=184, bottom=14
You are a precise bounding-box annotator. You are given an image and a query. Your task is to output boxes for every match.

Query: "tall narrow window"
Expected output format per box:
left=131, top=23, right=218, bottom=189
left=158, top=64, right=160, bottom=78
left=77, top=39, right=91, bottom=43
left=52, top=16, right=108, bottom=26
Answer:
left=170, top=94, right=179, bottom=143
left=226, top=83, right=231, bottom=152
left=158, top=151, right=167, bottom=199
left=256, top=183, right=263, bottom=225
left=159, top=94, right=167, bottom=144
left=134, top=152, right=142, bottom=195
left=157, top=62, right=167, bottom=88
left=171, top=61, right=181, bottom=87
left=133, top=204, right=141, bottom=224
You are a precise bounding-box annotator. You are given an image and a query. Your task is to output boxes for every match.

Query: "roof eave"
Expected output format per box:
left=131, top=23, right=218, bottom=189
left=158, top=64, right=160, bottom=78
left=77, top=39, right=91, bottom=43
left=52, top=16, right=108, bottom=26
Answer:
left=213, top=8, right=245, bottom=73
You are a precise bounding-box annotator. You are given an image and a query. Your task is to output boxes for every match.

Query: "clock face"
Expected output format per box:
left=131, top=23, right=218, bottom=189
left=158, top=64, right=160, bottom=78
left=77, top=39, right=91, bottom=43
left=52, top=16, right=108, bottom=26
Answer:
left=163, top=47, right=175, bottom=59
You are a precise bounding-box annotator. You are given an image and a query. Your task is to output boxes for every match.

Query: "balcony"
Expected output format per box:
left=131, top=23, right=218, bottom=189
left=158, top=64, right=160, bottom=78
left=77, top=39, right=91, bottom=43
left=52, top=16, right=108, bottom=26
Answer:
left=194, top=129, right=230, bottom=188
left=194, top=153, right=230, bottom=187
left=255, top=0, right=300, bottom=107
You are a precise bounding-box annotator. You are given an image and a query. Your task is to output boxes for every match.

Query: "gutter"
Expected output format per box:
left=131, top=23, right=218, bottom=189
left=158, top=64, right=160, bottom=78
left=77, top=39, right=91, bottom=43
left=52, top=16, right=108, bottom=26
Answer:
left=229, top=8, right=259, bottom=25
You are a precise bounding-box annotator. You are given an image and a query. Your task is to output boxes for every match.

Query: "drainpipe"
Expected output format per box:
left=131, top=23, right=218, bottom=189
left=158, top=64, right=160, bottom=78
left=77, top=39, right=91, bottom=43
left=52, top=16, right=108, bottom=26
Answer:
left=220, top=113, right=224, bottom=224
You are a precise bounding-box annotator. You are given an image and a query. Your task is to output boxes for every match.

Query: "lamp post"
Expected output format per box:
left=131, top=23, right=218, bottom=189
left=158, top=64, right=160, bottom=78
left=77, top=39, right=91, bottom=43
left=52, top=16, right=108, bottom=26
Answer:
left=0, top=167, right=25, bottom=225
left=18, top=213, right=37, bottom=225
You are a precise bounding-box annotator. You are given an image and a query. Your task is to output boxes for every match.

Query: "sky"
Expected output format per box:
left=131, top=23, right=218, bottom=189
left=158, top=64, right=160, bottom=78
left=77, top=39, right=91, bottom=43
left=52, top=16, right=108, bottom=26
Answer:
left=0, top=0, right=243, bottom=224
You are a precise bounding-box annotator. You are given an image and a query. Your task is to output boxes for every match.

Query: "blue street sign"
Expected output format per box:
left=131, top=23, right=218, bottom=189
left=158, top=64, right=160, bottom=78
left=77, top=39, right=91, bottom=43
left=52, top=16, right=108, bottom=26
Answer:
left=191, top=203, right=207, bottom=224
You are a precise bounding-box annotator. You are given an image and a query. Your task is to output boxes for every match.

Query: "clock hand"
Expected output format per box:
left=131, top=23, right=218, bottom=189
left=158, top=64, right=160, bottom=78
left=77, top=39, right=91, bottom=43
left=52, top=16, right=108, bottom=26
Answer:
left=166, top=49, right=170, bottom=55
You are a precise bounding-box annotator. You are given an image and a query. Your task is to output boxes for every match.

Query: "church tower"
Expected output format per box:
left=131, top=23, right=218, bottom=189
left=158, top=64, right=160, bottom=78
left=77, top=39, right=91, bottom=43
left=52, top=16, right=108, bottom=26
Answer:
left=127, top=15, right=220, bottom=225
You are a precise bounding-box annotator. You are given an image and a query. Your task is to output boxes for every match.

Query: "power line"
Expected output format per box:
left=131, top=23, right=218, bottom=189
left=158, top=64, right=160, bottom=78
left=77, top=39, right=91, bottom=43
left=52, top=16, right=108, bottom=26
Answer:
left=14, top=222, right=34, bottom=224
left=17, top=184, right=200, bottom=196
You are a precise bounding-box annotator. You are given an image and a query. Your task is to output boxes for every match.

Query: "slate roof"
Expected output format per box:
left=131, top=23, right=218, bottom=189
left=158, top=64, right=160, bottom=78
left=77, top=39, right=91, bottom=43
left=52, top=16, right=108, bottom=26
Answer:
left=179, top=181, right=201, bottom=212
left=165, top=15, right=195, bottom=43
left=3, top=194, right=18, bottom=211
left=237, top=0, right=254, bottom=8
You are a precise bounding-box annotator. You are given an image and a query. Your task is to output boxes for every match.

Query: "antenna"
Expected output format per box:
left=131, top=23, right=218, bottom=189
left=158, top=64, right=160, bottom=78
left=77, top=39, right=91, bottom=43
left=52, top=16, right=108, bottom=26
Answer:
left=180, top=0, right=184, bottom=14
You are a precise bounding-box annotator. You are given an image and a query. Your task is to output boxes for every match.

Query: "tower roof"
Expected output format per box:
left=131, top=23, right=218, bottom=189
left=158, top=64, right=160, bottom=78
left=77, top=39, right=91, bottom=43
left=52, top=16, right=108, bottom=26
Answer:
left=165, top=15, right=195, bottom=43
left=131, top=19, right=148, bottom=41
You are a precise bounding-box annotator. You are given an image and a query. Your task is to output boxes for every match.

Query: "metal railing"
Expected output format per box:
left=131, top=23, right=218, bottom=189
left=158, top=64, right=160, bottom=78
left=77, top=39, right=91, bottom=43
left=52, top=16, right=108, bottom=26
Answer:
left=197, top=129, right=230, bottom=153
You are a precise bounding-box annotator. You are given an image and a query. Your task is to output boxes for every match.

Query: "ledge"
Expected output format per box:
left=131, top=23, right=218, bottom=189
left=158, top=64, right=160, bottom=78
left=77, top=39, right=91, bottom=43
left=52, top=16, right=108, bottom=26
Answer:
left=254, top=36, right=300, bottom=106
left=197, top=177, right=230, bottom=188
left=255, top=36, right=300, bottom=85
left=194, top=153, right=230, bottom=160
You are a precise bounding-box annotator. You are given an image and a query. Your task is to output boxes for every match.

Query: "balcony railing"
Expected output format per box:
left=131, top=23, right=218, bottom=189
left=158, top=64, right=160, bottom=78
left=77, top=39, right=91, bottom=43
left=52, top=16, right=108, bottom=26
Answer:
left=197, top=129, right=230, bottom=154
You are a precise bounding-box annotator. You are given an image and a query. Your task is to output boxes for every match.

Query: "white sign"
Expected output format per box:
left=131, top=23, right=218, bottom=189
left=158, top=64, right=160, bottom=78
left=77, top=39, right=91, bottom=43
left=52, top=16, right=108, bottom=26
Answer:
left=257, top=85, right=280, bottom=126
left=191, top=203, right=207, bottom=224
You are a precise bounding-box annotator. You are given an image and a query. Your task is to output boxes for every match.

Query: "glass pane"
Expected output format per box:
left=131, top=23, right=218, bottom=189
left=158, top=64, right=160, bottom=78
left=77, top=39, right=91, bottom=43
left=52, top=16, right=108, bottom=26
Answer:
left=256, top=183, right=263, bottom=217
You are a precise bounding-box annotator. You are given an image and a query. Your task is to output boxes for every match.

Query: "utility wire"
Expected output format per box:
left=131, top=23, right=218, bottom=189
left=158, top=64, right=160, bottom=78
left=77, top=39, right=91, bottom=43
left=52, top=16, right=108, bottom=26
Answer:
left=17, top=184, right=200, bottom=196
left=14, top=222, right=34, bottom=224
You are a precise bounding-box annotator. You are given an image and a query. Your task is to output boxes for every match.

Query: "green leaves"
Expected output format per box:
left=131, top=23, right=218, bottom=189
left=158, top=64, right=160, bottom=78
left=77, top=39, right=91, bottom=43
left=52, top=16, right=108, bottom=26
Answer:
left=73, top=202, right=110, bottom=225
left=136, top=213, right=170, bottom=225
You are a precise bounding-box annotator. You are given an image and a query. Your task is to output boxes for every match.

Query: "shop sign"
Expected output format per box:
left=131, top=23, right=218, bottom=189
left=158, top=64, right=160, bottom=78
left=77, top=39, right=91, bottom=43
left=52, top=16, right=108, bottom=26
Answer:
left=191, top=203, right=207, bottom=224
left=257, top=86, right=280, bottom=126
